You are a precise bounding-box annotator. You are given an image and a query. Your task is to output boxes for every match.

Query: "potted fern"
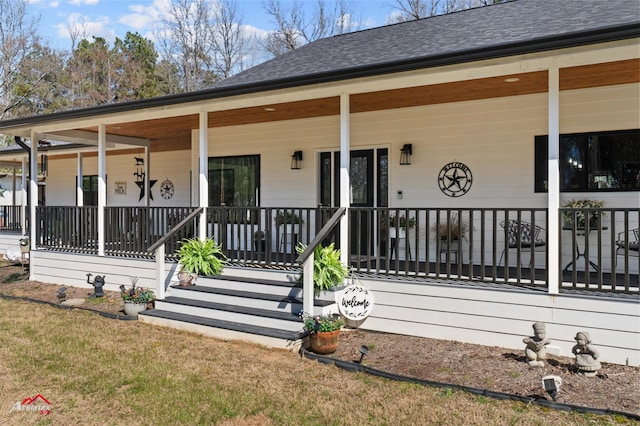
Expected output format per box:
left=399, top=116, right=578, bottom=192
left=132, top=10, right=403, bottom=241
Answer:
left=296, top=242, right=349, bottom=296
left=176, top=237, right=227, bottom=286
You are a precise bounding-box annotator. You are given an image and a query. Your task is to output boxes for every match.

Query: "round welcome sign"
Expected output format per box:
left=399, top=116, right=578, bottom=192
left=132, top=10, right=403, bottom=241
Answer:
left=337, top=284, right=375, bottom=321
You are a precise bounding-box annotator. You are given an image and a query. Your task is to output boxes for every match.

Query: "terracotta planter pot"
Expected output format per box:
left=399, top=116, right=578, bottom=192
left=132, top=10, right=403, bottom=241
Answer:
left=309, top=330, right=341, bottom=354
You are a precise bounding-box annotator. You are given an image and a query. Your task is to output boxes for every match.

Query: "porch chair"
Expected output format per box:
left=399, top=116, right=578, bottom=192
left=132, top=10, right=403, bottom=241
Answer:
left=615, top=228, right=639, bottom=270
left=498, top=220, right=546, bottom=268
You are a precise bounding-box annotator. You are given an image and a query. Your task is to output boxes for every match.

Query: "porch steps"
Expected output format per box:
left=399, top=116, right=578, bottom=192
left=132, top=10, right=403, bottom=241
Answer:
left=138, top=267, right=336, bottom=351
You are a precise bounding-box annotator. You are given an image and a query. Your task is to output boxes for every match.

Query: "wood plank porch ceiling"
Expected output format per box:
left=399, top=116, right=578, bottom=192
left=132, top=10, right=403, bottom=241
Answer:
left=81, top=59, right=638, bottom=152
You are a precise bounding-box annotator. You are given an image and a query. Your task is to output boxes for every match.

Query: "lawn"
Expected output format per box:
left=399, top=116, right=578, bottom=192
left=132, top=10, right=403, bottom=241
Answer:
left=0, top=298, right=630, bottom=425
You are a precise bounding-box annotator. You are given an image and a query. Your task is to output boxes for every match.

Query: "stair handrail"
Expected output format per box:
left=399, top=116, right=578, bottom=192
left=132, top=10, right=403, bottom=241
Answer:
left=147, top=207, right=203, bottom=300
left=147, top=207, right=203, bottom=253
left=296, top=207, right=346, bottom=317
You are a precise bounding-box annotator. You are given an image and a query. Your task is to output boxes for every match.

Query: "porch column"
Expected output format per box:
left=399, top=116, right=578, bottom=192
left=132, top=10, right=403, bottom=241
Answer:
left=29, top=132, right=38, bottom=255
left=20, top=158, right=27, bottom=234
left=339, top=93, right=350, bottom=266
left=98, top=124, right=106, bottom=256
left=547, top=66, right=560, bottom=294
left=144, top=146, right=150, bottom=206
left=198, top=111, right=208, bottom=240
left=77, top=153, right=83, bottom=206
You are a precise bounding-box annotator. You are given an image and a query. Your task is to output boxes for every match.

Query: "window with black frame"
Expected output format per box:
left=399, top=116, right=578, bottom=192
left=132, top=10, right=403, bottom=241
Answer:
left=208, top=155, right=260, bottom=206
left=535, top=129, right=640, bottom=192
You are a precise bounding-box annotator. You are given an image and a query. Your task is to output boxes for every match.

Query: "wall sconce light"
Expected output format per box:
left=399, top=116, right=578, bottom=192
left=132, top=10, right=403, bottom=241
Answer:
left=291, top=150, right=303, bottom=170
left=400, top=144, right=412, bottom=165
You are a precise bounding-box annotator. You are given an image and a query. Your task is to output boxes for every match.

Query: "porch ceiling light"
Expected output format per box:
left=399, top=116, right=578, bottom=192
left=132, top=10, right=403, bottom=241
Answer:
left=504, top=77, right=520, bottom=83
left=400, top=144, right=412, bottom=166
left=291, top=150, right=303, bottom=170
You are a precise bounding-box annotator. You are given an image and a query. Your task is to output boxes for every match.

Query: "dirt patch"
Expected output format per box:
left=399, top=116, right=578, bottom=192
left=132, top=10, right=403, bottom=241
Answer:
left=0, top=263, right=638, bottom=417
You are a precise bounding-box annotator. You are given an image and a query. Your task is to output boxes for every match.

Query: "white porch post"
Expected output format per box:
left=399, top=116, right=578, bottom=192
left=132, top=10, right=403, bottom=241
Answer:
left=198, top=111, right=208, bottom=240
left=144, top=146, right=150, bottom=206
left=547, top=66, right=560, bottom=295
left=339, top=93, right=351, bottom=266
left=29, top=132, right=38, bottom=256
left=20, top=158, right=27, bottom=234
left=97, top=124, right=106, bottom=256
left=77, top=153, right=84, bottom=206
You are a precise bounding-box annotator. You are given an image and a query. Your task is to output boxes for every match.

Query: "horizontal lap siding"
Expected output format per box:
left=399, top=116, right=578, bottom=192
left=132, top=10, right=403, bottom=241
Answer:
left=356, top=277, right=640, bottom=366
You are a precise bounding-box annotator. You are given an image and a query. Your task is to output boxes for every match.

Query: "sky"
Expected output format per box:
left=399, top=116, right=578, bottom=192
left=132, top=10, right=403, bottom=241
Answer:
left=24, top=0, right=397, bottom=51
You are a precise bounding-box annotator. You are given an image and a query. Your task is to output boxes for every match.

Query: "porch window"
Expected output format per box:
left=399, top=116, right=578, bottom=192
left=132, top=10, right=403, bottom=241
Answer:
left=78, top=175, right=99, bottom=205
left=535, top=129, right=640, bottom=192
left=208, top=155, right=260, bottom=206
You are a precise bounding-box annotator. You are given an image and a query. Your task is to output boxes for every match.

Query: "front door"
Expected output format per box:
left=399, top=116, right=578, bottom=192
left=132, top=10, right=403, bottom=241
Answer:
left=319, top=148, right=388, bottom=255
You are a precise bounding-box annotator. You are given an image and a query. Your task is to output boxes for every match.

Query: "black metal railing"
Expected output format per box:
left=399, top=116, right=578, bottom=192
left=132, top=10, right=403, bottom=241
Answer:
left=104, top=206, right=199, bottom=258
left=35, top=206, right=98, bottom=253
left=206, top=206, right=339, bottom=266
left=24, top=205, right=640, bottom=293
left=0, top=205, right=23, bottom=232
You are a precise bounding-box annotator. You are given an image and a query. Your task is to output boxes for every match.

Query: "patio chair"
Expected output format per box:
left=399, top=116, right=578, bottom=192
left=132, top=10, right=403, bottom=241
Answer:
left=615, top=228, right=639, bottom=270
left=498, top=220, right=546, bottom=268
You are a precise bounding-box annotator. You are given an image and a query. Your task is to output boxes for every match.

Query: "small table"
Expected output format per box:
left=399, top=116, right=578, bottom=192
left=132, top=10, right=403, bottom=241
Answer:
left=563, top=226, right=608, bottom=272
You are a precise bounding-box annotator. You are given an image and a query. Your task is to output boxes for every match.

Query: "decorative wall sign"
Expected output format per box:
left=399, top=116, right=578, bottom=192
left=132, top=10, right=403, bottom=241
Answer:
left=337, top=284, right=375, bottom=321
left=438, top=161, right=473, bottom=197
left=160, top=178, right=175, bottom=200
left=133, top=156, right=157, bottom=201
left=114, top=181, right=126, bottom=195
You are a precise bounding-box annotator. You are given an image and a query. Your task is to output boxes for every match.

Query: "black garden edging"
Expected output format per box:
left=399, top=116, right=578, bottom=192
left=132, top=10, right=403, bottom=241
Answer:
left=300, top=348, right=640, bottom=421
left=0, top=294, right=139, bottom=321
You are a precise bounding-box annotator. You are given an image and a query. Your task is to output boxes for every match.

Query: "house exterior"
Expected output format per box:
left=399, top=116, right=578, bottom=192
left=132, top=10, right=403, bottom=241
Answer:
left=0, top=0, right=638, bottom=364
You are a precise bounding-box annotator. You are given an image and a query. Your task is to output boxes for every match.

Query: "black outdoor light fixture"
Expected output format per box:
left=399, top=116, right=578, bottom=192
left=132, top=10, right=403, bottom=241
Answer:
left=400, top=144, right=413, bottom=165
left=291, top=150, right=303, bottom=170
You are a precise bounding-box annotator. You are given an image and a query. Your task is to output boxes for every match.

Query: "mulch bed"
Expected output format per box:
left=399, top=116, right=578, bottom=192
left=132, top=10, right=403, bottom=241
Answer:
left=1, top=263, right=638, bottom=418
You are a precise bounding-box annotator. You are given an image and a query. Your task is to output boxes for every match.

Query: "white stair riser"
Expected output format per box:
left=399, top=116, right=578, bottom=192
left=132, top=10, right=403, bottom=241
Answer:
left=222, top=268, right=300, bottom=282
left=168, top=290, right=303, bottom=312
left=139, top=316, right=303, bottom=352
left=192, top=280, right=301, bottom=297
left=154, top=301, right=303, bottom=331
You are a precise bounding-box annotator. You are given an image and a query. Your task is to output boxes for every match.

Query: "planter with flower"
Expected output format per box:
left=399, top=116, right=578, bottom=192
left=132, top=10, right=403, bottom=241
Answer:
left=430, top=213, right=469, bottom=253
left=120, top=277, right=155, bottom=316
left=388, top=213, right=416, bottom=239
left=303, top=313, right=345, bottom=354
left=561, top=199, right=606, bottom=229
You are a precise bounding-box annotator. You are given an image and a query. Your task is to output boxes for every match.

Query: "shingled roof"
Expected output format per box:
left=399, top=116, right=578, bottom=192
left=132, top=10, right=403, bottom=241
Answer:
left=213, top=0, right=640, bottom=90
left=0, top=0, right=638, bottom=129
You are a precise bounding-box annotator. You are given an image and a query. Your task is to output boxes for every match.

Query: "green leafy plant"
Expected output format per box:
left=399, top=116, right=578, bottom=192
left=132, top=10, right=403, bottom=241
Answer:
left=176, top=237, right=227, bottom=276
left=302, top=313, right=344, bottom=334
left=389, top=214, right=416, bottom=229
left=561, top=199, right=606, bottom=228
left=431, top=213, right=468, bottom=241
left=296, top=242, right=349, bottom=295
left=120, top=277, right=155, bottom=303
left=274, top=210, right=304, bottom=227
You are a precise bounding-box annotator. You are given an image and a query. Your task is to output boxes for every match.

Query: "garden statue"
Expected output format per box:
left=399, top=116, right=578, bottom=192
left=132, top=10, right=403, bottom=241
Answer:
left=523, top=322, right=550, bottom=367
left=86, top=273, right=105, bottom=298
left=572, top=331, right=601, bottom=377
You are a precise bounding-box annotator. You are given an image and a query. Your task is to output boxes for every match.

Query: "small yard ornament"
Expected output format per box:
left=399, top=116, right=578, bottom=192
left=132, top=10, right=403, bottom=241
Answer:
left=523, top=322, right=550, bottom=367
left=86, top=273, right=105, bottom=298
left=572, top=331, right=601, bottom=377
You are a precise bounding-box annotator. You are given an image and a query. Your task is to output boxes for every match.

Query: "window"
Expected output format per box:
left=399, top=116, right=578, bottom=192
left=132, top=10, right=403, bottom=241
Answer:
left=78, top=175, right=99, bottom=205
left=208, top=155, right=259, bottom=206
left=535, top=129, right=640, bottom=192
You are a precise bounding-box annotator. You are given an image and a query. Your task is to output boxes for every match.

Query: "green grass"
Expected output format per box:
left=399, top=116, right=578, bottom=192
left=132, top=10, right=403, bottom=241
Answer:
left=0, top=298, right=632, bottom=426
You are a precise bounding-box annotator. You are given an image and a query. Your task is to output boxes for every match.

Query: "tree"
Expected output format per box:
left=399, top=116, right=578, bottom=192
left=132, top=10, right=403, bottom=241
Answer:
left=157, top=0, right=219, bottom=92
left=388, top=0, right=508, bottom=23
left=210, top=0, right=248, bottom=79
left=262, top=0, right=361, bottom=57
left=0, top=0, right=42, bottom=121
